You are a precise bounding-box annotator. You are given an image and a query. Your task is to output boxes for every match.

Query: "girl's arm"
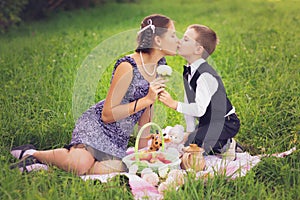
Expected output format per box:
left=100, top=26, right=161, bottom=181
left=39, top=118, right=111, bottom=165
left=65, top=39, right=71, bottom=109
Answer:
left=102, top=62, right=165, bottom=123
left=136, top=105, right=153, bottom=149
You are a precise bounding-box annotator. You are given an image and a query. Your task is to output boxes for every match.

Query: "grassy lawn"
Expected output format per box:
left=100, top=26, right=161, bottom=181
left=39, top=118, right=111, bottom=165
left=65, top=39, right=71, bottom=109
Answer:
left=0, top=0, right=299, bottom=199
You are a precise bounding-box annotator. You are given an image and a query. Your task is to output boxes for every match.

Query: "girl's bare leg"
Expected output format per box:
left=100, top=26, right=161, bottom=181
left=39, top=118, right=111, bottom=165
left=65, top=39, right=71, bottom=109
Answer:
left=32, top=147, right=95, bottom=175
left=87, top=160, right=126, bottom=175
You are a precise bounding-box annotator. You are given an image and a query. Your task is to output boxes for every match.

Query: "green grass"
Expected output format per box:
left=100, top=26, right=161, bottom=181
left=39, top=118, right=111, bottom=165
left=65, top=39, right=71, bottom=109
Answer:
left=0, top=0, right=299, bottom=199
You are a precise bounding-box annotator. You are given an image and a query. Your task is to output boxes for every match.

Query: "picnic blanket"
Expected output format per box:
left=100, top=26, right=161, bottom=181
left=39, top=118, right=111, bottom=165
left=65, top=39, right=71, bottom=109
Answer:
left=80, top=147, right=296, bottom=200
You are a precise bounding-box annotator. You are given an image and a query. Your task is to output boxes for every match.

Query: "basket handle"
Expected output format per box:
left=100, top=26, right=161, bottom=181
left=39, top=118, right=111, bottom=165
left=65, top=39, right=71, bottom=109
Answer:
left=134, top=122, right=164, bottom=154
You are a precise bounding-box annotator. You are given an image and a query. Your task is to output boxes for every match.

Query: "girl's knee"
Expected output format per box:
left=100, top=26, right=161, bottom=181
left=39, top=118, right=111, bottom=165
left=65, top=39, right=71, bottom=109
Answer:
left=73, top=158, right=95, bottom=175
left=67, top=148, right=95, bottom=175
left=91, top=160, right=126, bottom=174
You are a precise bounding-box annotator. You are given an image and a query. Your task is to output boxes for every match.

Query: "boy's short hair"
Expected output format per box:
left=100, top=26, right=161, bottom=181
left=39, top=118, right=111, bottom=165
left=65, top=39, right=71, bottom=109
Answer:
left=188, top=24, right=219, bottom=59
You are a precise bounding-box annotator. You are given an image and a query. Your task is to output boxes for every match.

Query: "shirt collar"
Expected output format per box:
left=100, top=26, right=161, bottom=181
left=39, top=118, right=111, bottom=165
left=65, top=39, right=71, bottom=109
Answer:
left=188, top=58, right=206, bottom=76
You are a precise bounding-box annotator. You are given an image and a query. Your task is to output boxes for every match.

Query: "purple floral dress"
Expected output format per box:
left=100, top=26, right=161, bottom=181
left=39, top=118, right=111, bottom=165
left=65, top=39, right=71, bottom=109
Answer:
left=70, top=56, right=166, bottom=158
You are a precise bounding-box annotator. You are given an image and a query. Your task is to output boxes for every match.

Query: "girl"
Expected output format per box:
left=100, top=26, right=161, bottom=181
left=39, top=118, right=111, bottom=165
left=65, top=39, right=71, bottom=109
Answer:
left=11, top=14, right=179, bottom=175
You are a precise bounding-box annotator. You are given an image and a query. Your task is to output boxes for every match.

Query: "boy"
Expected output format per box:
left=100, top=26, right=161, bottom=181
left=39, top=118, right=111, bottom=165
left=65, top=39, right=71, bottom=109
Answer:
left=159, top=24, right=241, bottom=160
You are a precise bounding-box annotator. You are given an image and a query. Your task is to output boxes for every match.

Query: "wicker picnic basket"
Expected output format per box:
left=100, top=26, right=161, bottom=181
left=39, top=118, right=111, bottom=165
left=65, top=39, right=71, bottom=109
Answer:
left=122, top=122, right=181, bottom=173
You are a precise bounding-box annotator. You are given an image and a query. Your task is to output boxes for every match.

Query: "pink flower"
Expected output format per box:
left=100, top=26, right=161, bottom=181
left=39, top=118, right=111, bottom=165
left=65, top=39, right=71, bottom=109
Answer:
left=142, top=172, right=159, bottom=186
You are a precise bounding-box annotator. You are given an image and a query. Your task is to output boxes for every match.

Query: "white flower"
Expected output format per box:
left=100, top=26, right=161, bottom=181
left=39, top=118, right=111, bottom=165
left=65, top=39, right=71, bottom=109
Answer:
left=158, top=166, right=169, bottom=178
left=157, top=65, right=172, bottom=77
left=158, top=182, right=169, bottom=194
left=140, top=167, right=153, bottom=178
left=128, top=164, right=138, bottom=174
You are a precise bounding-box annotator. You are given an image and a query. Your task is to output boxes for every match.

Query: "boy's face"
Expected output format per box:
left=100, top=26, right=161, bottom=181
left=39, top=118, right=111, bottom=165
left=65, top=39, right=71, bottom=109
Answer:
left=177, top=28, right=200, bottom=58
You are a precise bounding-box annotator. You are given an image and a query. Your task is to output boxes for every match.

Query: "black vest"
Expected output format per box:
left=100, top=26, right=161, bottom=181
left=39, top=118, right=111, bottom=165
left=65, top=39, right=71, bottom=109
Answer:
left=184, top=62, right=233, bottom=126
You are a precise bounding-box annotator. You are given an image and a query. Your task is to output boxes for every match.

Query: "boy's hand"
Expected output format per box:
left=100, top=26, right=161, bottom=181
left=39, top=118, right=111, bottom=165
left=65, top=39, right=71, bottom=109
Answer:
left=158, top=90, right=178, bottom=110
left=183, top=132, right=191, bottom=144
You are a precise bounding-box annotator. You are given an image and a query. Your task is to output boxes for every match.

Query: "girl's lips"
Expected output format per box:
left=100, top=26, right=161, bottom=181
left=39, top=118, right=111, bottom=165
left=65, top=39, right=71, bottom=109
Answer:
left=177, top=46, right=181, bottom=52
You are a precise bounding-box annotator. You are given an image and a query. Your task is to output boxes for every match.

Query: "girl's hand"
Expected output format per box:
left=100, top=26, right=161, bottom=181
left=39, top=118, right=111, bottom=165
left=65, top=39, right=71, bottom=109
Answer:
left=146, top=77, right=166, bottom=103
left=158, top=90, right=178, bottom=110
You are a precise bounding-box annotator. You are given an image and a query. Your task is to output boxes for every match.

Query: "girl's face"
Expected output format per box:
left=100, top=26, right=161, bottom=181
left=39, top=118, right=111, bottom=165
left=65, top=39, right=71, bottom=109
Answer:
left=177, top=28, right=199, bottom=58
left=159, top=21, right=179, bottom=56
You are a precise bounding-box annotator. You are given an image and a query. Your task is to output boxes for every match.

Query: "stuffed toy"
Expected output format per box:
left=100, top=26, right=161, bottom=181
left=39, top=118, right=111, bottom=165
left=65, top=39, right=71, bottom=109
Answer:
left=164, top=125, right=185, bottom=155
left=146, top=130, right=169, bottom=152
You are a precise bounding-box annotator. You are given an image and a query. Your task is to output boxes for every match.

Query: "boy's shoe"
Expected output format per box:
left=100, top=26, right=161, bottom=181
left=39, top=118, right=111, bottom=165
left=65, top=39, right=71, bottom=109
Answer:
left=10, top=155, right=48, bottom=173
left=222, top=138, right=236, bottom=161
left=10, top=144, right=36, bottom=160
left=235, top=142, right=245, bottom=153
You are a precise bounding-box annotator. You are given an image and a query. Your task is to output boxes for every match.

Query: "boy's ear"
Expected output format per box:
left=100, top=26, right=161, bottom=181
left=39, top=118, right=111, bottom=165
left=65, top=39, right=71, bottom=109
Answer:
left=195, top=45, right=204, bottom=55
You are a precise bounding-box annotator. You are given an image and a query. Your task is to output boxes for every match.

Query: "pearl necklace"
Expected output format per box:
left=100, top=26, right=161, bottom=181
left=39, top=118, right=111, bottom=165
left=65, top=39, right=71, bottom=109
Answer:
left=139, top=51, right=157, bottom=76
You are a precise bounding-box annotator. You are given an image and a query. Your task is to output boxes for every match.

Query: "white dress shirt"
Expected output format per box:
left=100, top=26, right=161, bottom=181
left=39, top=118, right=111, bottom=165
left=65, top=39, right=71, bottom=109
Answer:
left=176, top=58, right=235, bottom=132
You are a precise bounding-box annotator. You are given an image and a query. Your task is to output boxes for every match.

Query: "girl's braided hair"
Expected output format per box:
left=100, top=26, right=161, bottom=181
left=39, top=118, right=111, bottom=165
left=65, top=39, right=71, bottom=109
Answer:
left=136, top=14, right=171, bottom=54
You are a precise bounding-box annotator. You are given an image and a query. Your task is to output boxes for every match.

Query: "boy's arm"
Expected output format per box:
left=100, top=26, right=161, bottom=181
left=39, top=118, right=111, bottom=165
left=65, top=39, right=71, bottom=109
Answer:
left=158, top=90, right=195, bottom=132
left=159, top=73, right=218, bottom=117
left=177, top=73, right=218, bottom=117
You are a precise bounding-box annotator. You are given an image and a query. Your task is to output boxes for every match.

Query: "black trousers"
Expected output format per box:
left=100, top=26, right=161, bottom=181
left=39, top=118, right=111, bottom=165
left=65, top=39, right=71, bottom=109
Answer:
left=185, top=113, right=240, bottom=154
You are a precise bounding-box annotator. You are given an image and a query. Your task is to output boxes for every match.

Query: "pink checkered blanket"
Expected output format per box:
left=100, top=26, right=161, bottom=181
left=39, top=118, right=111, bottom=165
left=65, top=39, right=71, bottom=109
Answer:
left=81, top=147, right=296, bottom=200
